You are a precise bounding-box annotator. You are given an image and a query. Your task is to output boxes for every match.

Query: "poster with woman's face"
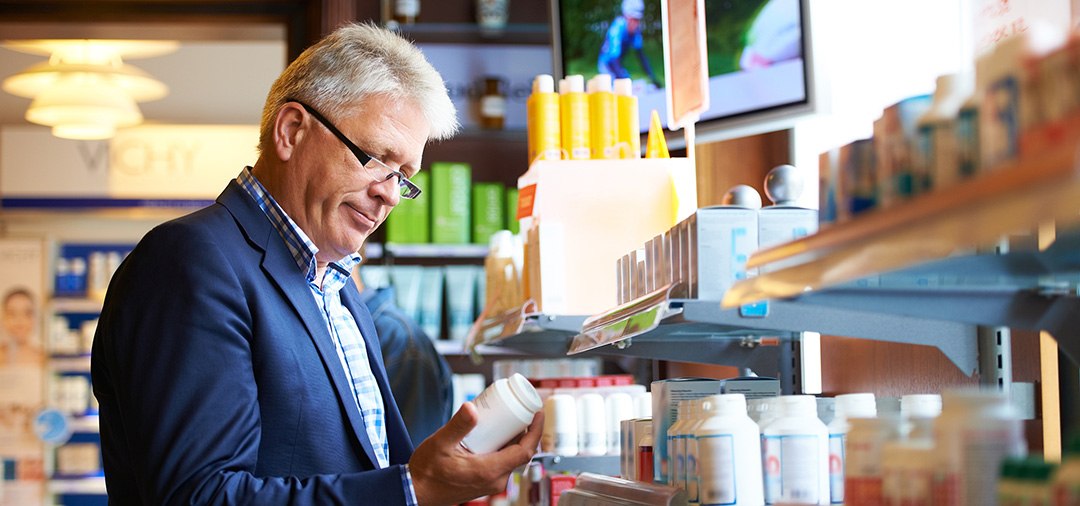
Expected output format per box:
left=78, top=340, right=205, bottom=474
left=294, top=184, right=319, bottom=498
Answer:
left=0, top=238, right=46, bottom=505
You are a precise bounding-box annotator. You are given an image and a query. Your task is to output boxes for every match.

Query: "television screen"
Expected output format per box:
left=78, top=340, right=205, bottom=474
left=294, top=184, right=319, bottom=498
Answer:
left=552, top=0, right=814, bottom=140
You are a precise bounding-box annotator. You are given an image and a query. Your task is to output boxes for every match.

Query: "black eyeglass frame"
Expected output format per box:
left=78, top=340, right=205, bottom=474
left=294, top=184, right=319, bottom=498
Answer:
left=286, top=98, right=422, bottom=199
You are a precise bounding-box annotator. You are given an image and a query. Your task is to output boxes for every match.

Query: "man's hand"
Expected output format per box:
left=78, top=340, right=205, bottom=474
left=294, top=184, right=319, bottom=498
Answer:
left=409, top=402, right=543, bottom=506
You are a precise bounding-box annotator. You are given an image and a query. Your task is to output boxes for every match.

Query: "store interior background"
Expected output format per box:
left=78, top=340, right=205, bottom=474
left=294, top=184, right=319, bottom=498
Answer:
left=2, top=0, right=1079, bottom=500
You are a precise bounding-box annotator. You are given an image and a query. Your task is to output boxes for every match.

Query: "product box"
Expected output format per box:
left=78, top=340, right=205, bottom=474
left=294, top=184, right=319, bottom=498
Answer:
left=505, top=187, right=519, bottom=234
left=757, top=206, right=818, bottom=272
left=385, top=170, right=430, bottom=244
left=650, top=378, right=723, bottom=484
left=693, top=206, right=759, bottom=300
left=718, top=376, right=781, bottom=400
left=471, top=182, right=505, bottom=245
left=431, top=162, right=472, bottom=244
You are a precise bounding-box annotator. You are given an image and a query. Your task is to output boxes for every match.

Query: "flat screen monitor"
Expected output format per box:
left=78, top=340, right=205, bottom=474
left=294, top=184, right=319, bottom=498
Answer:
left=551, top=0, right=817, bottom=144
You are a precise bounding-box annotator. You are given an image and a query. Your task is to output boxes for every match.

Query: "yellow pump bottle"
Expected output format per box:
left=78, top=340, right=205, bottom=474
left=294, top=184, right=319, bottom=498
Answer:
left=559, top=75, right=591, bottom=160
left=614, top=77, right=641, bottom=159
left=587, top=74, right=617, bottom=159
left=527, top=74, right=562, bottom=165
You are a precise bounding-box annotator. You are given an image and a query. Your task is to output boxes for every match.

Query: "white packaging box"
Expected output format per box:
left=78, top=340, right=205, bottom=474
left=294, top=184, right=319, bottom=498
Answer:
left=757, top=206, right=818, bottom=268
left=695, top=206, right=760, bottom=301
left=650, top=378, right=723, bottom=484
left=718, top=376, right=781, bottom=400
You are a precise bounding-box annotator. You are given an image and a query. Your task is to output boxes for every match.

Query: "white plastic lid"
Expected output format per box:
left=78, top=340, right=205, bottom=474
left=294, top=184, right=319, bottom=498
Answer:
left=835, top=393, right=877, bottom=419
left=544, top=393, right=578, bottom=433
left=721, top=184, right=763, bottom=209
left=508, top=373, right=542, bottom=412
left=901, top=394, right=942, bottom=419
left=565, top=74, right=585, bottom=93
left=533, top=74, right=555, bottom=94
left=587, top=74, right=612, bottom=93
left=634, top=392, right=652, bottom=418
left=577, top=393, right=607, bottom=432
left=613, top=77, right=633, bottom=96
left=705, top=394, right=747, bottom=416
left=605, top=392, right=635, bottom=428
left=780, top=395, right=818, bottom=418
left=558, top=78, right=569, bottom=94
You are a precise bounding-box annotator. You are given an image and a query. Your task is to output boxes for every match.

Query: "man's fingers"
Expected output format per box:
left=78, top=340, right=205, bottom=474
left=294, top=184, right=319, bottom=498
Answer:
left=440, top=401, right=480, bottom=443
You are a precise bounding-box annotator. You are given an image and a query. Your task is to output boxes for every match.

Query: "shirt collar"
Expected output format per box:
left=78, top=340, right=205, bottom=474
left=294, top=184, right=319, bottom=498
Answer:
left=236, top=167, right=362, bottom=285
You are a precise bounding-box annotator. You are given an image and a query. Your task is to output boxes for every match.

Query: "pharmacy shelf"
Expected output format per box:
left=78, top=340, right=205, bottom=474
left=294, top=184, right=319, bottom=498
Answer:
left=434, top=340, right=525, bottom=357
left=466, top=302, right=589, bottom=357
left=534, top=454, right=620, bottom=476
left=50, top=297, right=103, bottom=313
left=724, top=127, right=1080, bottom=307
left=394, top=22, right=550, bottom=45
left=69, top=415, right=99, bottom=434
left=368, top=243, right=490, bottom=259
left=48, top=476, right=107, bottom=495
left=50, top=355, right=91, bottom=373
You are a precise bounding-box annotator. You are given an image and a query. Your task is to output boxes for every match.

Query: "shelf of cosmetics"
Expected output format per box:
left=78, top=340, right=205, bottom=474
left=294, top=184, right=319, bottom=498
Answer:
left=818, top=23, right=1080, bottom=225
left=525, top=73, right=673, bottom=165
left=610, top=378, right=1050, bottom=506
left=52, top=244, right=133, bottom=300
left=383, top=162, right=521, bottom=245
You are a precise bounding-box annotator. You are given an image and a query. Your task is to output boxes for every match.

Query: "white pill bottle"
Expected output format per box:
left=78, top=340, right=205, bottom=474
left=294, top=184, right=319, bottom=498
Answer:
left=763, top=395, right=831, bottom=505
left=694, top=394, right=763, bottom=506
left=461, top=373, right=542, bottom=454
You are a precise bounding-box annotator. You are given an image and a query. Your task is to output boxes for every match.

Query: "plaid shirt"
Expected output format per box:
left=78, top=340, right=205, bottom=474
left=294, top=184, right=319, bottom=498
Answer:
left=238, top=168, right=417, bottom=505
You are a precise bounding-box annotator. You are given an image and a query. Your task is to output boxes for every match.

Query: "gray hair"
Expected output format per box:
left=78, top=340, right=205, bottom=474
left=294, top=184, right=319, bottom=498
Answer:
left=258, top=22, right=458, bottom=153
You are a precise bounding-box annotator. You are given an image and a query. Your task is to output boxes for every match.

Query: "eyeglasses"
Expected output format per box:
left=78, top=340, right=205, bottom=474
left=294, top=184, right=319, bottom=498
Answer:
left=286, top=98, right=421, bottom=199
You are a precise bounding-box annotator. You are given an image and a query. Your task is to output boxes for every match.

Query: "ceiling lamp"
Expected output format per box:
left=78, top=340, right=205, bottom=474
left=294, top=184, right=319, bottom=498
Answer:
left=1, top=39, right=177, bottom=140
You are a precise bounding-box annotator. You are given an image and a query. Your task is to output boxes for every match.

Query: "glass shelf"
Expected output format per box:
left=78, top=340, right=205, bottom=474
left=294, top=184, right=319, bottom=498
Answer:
left=48, top=476, right=106, bottom=495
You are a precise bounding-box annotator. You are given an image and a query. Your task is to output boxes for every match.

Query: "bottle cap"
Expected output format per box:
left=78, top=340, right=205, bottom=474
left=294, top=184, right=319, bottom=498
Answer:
left=613, top=77, right=633, bottom=96
left=900, top=394, right=942, bottom=419
left=835, top=393, right=877, bottom=419
left=533, top=74, right=555, bottom=94
left=721, top=184, right=763, bottom=209
left=780, top=395, right=817, bottom=418
left=544, top=393, right=578, bottom=434
left=587, top=74, right=612, bottom=93
left=706, top=394, right=747, bottom=416
left=565, top=74, right=585, bottom=93
left=508, top=373, right=542, bottom=413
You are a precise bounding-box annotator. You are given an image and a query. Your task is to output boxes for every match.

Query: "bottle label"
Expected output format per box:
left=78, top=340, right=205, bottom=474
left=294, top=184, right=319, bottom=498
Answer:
left=829, top=433, right=844, bottom=504
left=686, top=436, right=700, bottom=501
left=764, top=434, right=822, bottom=505
left=697, top=434, right=736, bottom=505
left=481, top=96, right=506, bottom=119
left=394, top=0, right=419, bottom=17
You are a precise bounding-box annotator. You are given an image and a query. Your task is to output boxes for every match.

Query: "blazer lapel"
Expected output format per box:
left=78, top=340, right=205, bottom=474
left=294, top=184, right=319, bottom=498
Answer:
left=217, top=181, right=380, bottom=468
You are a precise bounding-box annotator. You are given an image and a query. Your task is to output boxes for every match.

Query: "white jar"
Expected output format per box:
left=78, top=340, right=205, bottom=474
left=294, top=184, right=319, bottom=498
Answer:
left=605, top=392, right=635, bottom=456
left=844, top=416, right=901, bottom=506
left=577, top=393, right=607, bottom=456
left=461, top=373, right=542, bottom=454
left=542, top=393, right=578, bottom=456
left=828, top=393, right=877, bottom=505
left=933, top=388, right=1026, bottom=506
left=694, top=394, right=763, bottom=506
left=763, top=395, right=830, bottom=505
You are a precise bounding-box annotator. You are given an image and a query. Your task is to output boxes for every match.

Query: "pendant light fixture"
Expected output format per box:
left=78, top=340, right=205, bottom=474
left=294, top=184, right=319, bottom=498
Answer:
left=2, top=39, right=177, bottom=140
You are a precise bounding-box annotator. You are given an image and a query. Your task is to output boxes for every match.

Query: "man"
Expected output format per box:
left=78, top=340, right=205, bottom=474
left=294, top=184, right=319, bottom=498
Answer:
left=597, top=0, right=662, bottom=88
left=91, top=23, right=541, bottom=505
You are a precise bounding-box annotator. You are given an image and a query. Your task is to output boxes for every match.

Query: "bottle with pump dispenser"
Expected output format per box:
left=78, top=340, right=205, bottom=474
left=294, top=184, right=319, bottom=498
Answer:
left=614, top=77, right=641, bottom=159
left=763, top=395, right=831, bottom=505
left=559, top=75, right=591, bottom=160
left=527, top=74, right=562, bottom=165
left=587, top=74, right=618, bottom=159
left=694, top=394, right=763, bottom=506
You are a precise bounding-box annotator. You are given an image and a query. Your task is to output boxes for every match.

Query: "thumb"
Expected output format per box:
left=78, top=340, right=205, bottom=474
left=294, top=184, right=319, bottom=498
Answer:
left=440, top=401, right=479, bottom=443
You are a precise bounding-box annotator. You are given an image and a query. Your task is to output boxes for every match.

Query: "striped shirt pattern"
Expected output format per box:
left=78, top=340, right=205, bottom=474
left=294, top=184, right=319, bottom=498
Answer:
left=238, top=168, right=416, bottom=503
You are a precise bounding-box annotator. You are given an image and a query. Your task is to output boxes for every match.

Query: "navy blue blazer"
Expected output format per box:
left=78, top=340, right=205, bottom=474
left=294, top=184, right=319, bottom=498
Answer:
left=92, top=180, right=414, bottom=505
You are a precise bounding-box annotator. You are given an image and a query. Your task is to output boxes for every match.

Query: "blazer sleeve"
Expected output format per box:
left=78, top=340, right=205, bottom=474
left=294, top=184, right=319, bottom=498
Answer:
left=92, top=219, right=408, bottom=505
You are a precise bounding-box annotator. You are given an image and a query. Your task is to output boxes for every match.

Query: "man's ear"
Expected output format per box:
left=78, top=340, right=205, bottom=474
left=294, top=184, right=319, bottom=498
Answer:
left=273, top=102, right=306, bottom=162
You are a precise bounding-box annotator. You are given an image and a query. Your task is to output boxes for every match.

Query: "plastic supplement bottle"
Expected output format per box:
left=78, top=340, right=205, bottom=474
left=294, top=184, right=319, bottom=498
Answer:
left=933, top=388, right=1026, bottom=506
left=461, top=373, right=542, bottom=454
left=694, top=394, right=763, bottom=506
left=577, top=393, right=607, bottom=456
left=685, top=398, right=712, bottom=504
left=763, top=395, right=830, bottom=505
left=542, top=393, right=578, bottom=456
left=828, top=393, right=877, bottom=504
left=667, top=400, right=692, bottom=489
left=843, top=416, right=902, bottom=506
